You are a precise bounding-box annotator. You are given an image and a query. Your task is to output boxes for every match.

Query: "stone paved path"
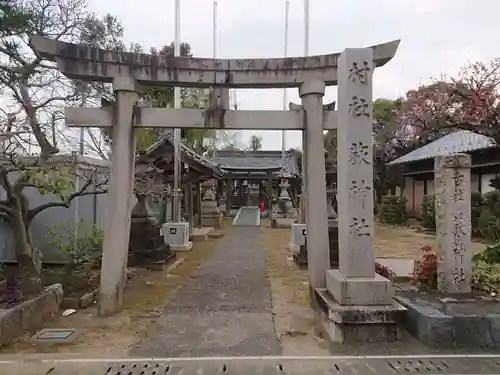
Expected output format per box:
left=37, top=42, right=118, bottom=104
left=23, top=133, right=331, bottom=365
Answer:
left=233, top=207, right=260, bottom=226
left=130, top=226, right=282, bottom=357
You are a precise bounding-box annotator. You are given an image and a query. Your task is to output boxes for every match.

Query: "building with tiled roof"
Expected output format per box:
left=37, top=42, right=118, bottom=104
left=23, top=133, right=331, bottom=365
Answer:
left=212, top=149, right=301, bottom=214
left=391, top=130, right=500, bottom=217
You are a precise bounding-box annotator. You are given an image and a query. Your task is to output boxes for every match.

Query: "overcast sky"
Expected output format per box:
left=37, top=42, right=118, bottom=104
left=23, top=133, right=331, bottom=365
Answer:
left=87, top=0, right=500, bottom=150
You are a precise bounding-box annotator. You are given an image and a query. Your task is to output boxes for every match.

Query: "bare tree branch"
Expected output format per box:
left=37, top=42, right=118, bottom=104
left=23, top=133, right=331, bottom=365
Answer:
left=27, top=176, right=107, bottom=221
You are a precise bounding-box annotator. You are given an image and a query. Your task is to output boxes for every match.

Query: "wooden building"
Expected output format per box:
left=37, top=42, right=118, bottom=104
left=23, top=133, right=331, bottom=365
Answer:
left=213, top=150, right=300, bottom=215
left=389, top=130, right=499, bottom=217
left=137, top=133, right=224, bottom=226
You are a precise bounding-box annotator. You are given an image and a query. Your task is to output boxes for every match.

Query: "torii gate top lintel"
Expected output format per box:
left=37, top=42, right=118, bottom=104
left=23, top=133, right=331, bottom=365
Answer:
left=30, top=35, right=400, bottom=89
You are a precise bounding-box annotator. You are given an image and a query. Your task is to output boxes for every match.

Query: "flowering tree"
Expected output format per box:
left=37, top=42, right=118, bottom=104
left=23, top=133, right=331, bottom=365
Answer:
left=398, top=59, right=500, bottom=142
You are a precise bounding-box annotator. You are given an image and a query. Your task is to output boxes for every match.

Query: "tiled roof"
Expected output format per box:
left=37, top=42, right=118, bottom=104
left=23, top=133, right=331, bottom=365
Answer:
left=388, top=130, right=497, bottom=165
left=214, top=150, right=299, bottom=175
left=141, top=133, right=223, bottom=177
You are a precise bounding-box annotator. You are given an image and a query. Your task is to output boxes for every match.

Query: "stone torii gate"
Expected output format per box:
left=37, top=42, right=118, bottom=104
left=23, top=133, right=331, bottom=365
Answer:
left=31, top=36, right=399, bottom=321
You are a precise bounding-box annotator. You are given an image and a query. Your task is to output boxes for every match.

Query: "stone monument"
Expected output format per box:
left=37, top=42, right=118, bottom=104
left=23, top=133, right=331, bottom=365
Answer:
left=392, top=154, right=497, bottom=349
left=318, top=48, right=406, bottom=343
left=435, top=153, right=472, bottom=293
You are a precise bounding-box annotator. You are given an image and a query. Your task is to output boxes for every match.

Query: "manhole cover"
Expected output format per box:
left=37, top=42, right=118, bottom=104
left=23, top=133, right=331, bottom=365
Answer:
left=33, top=328, right=77, bottom=343
left=387, top=359, right=449, bottom=373
left=106, top=363, right=170, bottom=375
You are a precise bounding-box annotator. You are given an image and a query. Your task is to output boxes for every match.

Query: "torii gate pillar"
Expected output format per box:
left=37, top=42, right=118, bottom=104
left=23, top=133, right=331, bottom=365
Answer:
left=300, top=80, right=330, bottom=298
left=98, top=77, right=138, bottom=316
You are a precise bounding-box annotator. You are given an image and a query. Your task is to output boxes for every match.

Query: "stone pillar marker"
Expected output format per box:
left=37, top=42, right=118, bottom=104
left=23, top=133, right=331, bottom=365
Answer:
left=326, top=48, right=393, bottom=305
left=300, top=80, right=330, bottom=292
left=98, top=76, right=138, bottom=316
left=434, top=153, right=472, bottom=293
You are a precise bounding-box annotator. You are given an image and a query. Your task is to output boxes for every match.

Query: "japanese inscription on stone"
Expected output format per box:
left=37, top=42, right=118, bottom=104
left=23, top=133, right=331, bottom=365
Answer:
left=349, top=179, right=372, bottom=209
left=349, top=217, right=370, bottom=237
left=434, top=154, right=472, bottom=293
left=451, top=170, right=465, bottom=203
left=337, top=49, right=376, bottom=278
left=348, top=60, right=370, bottom=85
left=348, top=96, right=370, bottom=117
left=348, top=142, right=370, bottom=165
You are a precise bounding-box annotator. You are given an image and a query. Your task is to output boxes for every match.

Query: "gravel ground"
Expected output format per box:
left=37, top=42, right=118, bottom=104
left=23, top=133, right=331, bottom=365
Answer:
left=130, top=226, right=282, bottom=357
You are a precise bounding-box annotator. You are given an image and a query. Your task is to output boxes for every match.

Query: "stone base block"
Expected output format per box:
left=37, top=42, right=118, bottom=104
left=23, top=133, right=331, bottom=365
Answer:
left=202, top=215, right=222, bottom=229
left=315, top=288, right=406, bottom=344
left=395, top=291, right=500, bottom=349
left=288, top=242, right=300, bottom=254
left=271, top=217, right=294, bottom=228
left=190, top=227, right=214, bottom=242
left=326, top=269, right=394, bottom=306
left=208, top=231, right=224, bottom=239
left=170, top=242, right=193, bottom=252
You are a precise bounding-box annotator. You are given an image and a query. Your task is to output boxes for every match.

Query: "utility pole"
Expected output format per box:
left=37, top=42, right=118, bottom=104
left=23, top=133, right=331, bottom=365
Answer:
left=281, top=0, right=290, bottom=171
left=212, top=0, right=218, bottom=161
left=173, top=0, right=181, bottom=221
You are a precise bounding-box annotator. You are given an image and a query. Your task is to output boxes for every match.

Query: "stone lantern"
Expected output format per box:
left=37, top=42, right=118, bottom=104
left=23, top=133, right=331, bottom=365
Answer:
left=201, top=179, right=222, bottom=228
left=277, top=172, right=293, bottom=217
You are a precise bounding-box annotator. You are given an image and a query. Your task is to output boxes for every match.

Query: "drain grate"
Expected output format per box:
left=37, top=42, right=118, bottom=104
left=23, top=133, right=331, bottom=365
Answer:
left=32, top=328, right=78, bottom=343
left=387, top=359, right=449, bottom=373
left=106, top=363, right=170, bottom=375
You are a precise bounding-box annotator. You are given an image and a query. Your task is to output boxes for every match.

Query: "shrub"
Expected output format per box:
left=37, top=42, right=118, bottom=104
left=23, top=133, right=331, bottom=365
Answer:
left=378, top=196, right=407, bottom=225
left=44, top=219, right=104, bottom=274
left=414, top=243, right=500, bottom=294
left=484, top=190, right=500, bottom=216
left=472, top=261, right=500, bottom=294
left=471, top=192, right=484, bottom=233
left=421, top=194, right=436, bottom=230
left=375, top=262, right=395, bottom=280
left=479, top=209, right=500, bottom=242
left=478, top=191, right=500, bottom=242
left=472, top=242, right=500, bottom=264
left=413, top=244, right=437, bottom=289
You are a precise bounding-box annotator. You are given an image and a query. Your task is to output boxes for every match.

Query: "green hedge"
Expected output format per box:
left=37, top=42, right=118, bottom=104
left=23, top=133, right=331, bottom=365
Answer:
left=421, top=192, right=485, bottom=233
left=379, top=196, right=407, bottom=225
left=421, top=194, right=436, bottom=230
left=479, top=191, right=500, bottom=242
left=471, top=192, right=484, bottom=235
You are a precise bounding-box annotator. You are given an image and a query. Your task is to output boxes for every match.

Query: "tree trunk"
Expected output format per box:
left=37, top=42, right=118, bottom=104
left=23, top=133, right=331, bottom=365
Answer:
left=9, top=198, right=42, bottom=293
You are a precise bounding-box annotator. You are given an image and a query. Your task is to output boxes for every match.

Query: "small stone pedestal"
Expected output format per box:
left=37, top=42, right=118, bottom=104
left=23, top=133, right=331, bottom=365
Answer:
left=288, top=223, right=306, bottom=254
left=201, top=183, right=223, bottom=229
left=290, top=222, right=338, bottom=268
left=161, top=222, right=193, bottom=252
left=190, top=227, right=214, bottom=242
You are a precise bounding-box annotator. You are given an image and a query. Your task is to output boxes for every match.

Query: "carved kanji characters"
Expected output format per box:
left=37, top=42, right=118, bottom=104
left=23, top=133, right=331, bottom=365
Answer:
left=348, top=96, right=370, bottom=117
left=348, top=141, right=370, bottom=165
left=348, top=60, right=371, bottom=85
